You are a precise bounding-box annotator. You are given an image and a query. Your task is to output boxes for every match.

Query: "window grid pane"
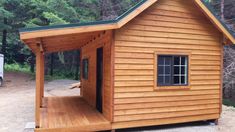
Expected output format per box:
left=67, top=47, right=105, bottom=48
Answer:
left=173, top=56, right=187, bottom=85
left=158, top=56, right=171, bottom=85
left=179, top=57, right=181, bottom=84
left=157, top=55, right=188, bottom=86
left=163, top=58, right=165, bottom=84
left=184, top=57, right=188, bottom=84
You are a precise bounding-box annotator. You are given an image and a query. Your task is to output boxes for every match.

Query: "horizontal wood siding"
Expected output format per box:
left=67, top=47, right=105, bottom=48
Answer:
left=113, top=0, right=222, bottom=128
left=81, top=30, right=113, bottom=121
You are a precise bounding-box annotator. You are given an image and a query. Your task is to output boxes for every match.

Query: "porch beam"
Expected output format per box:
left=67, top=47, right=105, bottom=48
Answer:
left=81, top=31, right=106, bottom=48
left=39, top=41, right=45, bottom=52
left=35, top=42, right=45, bottom=128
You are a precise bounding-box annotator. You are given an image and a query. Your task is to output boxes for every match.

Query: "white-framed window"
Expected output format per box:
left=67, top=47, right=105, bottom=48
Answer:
left=157, top=55, right=188, bottom=86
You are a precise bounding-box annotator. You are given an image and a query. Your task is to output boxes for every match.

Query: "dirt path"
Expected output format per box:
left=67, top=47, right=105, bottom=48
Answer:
left=0, top=72, right=80, bottom=132
left=0, top=72, right=235, bottom=132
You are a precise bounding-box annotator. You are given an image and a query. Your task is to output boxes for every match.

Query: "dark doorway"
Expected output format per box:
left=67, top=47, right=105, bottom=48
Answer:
left=96, top=47, right=103, bottom=113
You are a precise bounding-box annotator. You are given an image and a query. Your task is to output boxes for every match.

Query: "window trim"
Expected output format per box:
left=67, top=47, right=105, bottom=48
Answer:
left=154, top=50, right=191, bottom=91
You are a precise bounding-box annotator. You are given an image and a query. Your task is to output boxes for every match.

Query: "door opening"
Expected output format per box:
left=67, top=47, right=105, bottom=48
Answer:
left=96, top=47, right=103, bottom=113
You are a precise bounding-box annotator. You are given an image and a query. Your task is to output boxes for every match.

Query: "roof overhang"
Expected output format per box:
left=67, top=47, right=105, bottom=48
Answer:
left=24, top=31, right=106, bottom=53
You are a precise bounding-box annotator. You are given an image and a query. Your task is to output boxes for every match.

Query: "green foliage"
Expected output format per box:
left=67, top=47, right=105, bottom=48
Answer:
left=4, top=63, right=31, bottom=73
left=4, top=62, right=78, bottom=81
left=24, top=18, right=42, bottom=28
left=46, top=70, right=79, bottom=80
left=0, top=6, right=13, bottom=19
left=43, top=12, right=68, bottom=25
left=112, top=0, right=142, bottom=16
left=47, top=0, right=79, bottom=23
left=0, top=5, right=13, bottom=31
left=223, top=99, right=235, bottom=107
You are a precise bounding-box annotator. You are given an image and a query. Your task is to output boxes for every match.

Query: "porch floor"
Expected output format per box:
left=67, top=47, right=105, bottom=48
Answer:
left=36, top=96, right=111, bottom=132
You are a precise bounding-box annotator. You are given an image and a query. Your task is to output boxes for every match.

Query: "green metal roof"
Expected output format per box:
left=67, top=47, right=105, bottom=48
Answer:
left=19, top=0, right=147, bottom=33
left=202, top=0, right=235, bottom=38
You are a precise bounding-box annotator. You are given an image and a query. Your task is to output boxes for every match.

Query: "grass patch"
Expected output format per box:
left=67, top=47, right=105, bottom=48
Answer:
left=223, top=99, right=235, bottom=107
left=4, top=63, right=79, bottom=81
left=4, top=63, right=31, bottom=73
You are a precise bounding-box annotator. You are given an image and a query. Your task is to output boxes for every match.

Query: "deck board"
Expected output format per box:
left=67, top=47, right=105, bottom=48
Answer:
left=36, top=96, right=111, bottom=132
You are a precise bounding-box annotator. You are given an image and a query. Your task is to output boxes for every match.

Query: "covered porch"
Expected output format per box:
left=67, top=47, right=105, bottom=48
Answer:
left=37, top=96, right=111, bottom=132
left=20, top=25, right=114, bottom=131
left=19, top=2, right=157, bottom=131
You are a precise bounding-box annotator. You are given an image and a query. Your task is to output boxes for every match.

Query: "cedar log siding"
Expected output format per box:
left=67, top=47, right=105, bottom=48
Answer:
left=113, top=0, right=222, bottom=129
left=81, top=30, right=113, bottom=121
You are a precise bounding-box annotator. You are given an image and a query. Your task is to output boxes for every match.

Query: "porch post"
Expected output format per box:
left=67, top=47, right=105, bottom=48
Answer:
left=35, top=43, right=44, bottom=128
left=40, top=53, right=45, bottom=102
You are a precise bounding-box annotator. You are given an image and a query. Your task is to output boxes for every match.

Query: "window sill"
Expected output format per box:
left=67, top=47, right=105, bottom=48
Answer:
left=154, top=86, right=190, bottom=91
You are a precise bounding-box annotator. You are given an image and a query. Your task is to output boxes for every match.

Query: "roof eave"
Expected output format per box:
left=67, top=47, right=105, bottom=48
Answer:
left=20, top=23, right=119, bottom=40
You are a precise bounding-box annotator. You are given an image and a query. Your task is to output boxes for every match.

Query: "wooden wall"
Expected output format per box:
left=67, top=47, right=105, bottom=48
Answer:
left=81, top=30, right=113, bottom=121
left=113, top=0, right=222, bottom=129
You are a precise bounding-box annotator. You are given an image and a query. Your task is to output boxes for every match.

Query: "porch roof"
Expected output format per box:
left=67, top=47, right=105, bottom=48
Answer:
left=19, top=0, right=157, bottom=53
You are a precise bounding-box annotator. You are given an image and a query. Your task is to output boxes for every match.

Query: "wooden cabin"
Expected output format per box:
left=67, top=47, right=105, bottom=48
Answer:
left=20, top=0, right=235, bottom=131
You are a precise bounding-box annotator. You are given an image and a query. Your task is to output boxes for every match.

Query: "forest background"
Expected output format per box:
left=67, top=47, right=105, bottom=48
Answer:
left=0, top=0, right=235, bottom=104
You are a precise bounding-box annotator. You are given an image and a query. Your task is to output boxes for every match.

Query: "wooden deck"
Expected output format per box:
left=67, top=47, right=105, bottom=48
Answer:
left=35, top=96, right=111, bottom=132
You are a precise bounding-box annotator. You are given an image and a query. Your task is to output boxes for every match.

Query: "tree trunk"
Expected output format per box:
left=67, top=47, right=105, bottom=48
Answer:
left=50, top=53, right=54, bottom=76
left=100, top=0, right=118, bottom=20
left=221, top=0, right=225, bottom=21
left=75, top=50, right=80, bottom=80
left=1, top=18, right=7, bottom=63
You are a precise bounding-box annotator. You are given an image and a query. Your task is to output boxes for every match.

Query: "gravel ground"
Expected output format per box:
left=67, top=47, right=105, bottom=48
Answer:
left=0, top=72, right=235, bottom=132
